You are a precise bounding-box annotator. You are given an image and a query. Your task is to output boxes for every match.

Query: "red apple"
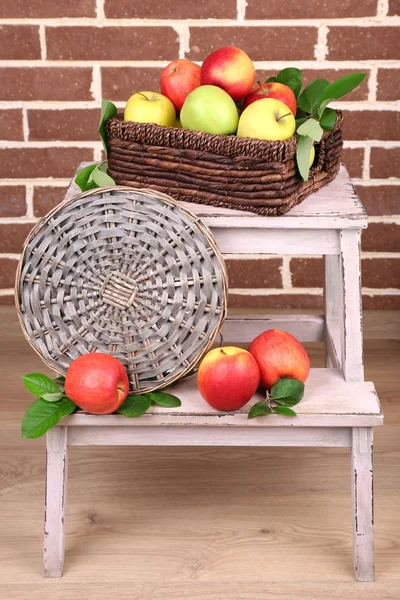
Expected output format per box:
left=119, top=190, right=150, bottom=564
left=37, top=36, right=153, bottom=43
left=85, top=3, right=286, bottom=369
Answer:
left=249, top=330, right=310, bottom=390
left=200, top=46, right=256, bottom=102
left=243, top=82, right=297, bottom=115
left=160, top=59, right=201, bottom=112
left=197, top=346, right=260, bottom=411
left=65, top=353, right=129, bottom=414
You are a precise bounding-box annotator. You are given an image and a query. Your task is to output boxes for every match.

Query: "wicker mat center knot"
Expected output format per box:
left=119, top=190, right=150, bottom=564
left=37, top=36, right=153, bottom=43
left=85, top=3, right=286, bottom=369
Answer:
left=100, top=270, right=138, bottom=310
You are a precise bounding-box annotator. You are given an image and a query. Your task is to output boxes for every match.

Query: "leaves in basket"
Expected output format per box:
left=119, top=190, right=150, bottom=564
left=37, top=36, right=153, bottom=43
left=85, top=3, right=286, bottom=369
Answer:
left=22, top=397, right=76, bottom=439
left=99, top=99, right=117, bottom=156
left=297, top=79, right=329, bottom=116
left=271, top=378, right=305, bottom=407
left=22, top=373, right=62, bottom=397
left=148, top=391, right=182, bottom=407
left=297, top=118, right=324, bottom=142
left=276, top=67, right=302, bottom=98
left=296, top=134, right=314, bottom=182
left=316, top=72, right=366, bottom=118
left=117, top=395, right=151, bottom=418
left=320, top=107, right=337, bottom=132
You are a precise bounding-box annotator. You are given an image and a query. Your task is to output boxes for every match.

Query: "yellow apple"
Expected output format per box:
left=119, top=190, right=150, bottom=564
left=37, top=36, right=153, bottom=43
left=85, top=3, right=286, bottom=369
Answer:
left=124, top=91, right=176, bottom=127
left=309, top=144, right=315, bottom=168
left=237, top=98, right=296, bottom=141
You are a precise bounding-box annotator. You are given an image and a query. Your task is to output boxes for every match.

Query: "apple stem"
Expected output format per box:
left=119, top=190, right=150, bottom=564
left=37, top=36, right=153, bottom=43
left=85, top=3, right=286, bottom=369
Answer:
left=277, top=112, right=292, bottom=122
left=257, top=80, right=262, bottom=88
left=135, top=92, right=149, bottom=101
left=220, top=349, right=227, bottom=356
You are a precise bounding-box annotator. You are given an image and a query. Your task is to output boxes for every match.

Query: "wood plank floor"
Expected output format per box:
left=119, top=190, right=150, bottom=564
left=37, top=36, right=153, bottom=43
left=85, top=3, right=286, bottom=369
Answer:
left=1, top=306, right=399, bottom=600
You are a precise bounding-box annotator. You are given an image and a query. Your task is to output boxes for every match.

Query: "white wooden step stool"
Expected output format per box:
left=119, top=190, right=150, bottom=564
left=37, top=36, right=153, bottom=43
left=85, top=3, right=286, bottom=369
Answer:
left=43, top=164, right=383, bottom=580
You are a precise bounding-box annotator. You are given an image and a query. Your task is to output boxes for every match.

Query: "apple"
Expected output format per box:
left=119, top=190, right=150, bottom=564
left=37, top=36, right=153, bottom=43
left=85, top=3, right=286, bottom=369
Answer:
left=237, top=98, right=296, bottom=141
left=243, top=82, right=297, bottom=115
left=197, top=346, right=260, bottom=411
left=309, top=144, right=315, bottom=168
left=65, top=353, right=129, bottom=414
left=200, top=46, right=256, bottom=102
left=180, top=85, right=239, bottom=135
left=160, top=59, right=201, bottom=112
left=124, top=91, right=176, bottom=127
left=249, top=330, right=310, bottom=391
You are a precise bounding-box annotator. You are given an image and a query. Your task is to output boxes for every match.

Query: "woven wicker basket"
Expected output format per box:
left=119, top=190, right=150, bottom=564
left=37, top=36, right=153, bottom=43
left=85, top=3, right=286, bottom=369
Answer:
left=15, top=187, right=228, bottom=393
left=106, top=111, right=343, bottom=216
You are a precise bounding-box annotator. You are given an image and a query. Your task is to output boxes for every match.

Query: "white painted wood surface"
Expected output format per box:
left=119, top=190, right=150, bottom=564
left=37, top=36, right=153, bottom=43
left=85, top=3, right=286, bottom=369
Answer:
left=68, top=163, right=367, bottom=230
left=61, top=369, right=383, bottom=429
left=351, top=428, right=375, bottom=581
left=43, top=427, right=68, bottom=578
left=223, top=314, right=325, bottom=342
left=340, top=230, right=365, bottom=381
left=325, top=253, right=344, bottom=369
left=67, top=425, right=352, bottom=447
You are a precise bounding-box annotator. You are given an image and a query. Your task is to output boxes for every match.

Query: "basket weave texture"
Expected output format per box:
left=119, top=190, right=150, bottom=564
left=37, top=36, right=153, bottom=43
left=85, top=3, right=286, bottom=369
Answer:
left=16, top=187, right=227, bottom=393
left=106, top=111, right=343, bottom=216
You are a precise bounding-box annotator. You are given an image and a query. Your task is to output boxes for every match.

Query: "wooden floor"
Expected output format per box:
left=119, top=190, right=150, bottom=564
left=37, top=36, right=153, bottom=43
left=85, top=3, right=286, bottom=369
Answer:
left=1, top=306, right=399, bottom=599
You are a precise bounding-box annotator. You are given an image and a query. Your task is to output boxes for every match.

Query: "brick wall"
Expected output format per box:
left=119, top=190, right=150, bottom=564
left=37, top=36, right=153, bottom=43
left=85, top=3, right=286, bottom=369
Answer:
left=0, top=1, right=399, bottom=308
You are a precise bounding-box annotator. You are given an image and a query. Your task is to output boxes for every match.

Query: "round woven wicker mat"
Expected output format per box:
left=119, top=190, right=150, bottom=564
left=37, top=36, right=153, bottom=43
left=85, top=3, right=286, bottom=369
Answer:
left=16, top=186, right=227, bottom=392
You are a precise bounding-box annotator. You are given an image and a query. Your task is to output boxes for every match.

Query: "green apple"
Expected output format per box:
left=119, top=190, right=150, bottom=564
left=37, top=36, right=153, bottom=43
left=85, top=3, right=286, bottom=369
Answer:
left=180, top=85, right=239, bottom=135
left=124, top=91, right=176, bottom=127
left=237, top=98, right=296, bottom=141
left=309, top=145, right=315, bottom=168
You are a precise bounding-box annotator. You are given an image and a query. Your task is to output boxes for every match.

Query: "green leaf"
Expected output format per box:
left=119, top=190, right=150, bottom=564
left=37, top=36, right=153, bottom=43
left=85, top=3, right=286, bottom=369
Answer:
left=265, top=76, right=277, bottom=83
left=297, top=79, right=329, bottom=115
left=117, top=395, right=151, bottom=418
left=296, top=118, right=324, bottom=142
left=271, top=378, right=305, bottom=407
left=317, top=72, right=366, bottom=108
left=22, top=373, right=62, bottom=397
left=91, top=160, right=116, bottom=188
left=273, top=406, right=297, bottom=417
left=22, top=397, right=76, bottom=439
left=248, top=400, right=272, bottom=419
left=99, top=98, right=117, bottom=157
left=320, top=107, right=337, bottom=131
left=75, top=163, right=98, bottom=192
left=295, top=107, right=307, bottom=119
left=54, top=376, right=66, bottom=383
left=296, top=135, right=314, bottom=182
left=276, top=67, right=302, bottom=98
left=147, top=392, right=181, bottom=408
left=40, top=392, right=65, bottom=402
left=295, top=117, right=309, bottom=129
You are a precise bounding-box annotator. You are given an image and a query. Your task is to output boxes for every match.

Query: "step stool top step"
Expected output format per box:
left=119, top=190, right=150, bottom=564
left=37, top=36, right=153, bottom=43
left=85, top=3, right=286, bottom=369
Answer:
left=68, top=163, right=367, bottom=230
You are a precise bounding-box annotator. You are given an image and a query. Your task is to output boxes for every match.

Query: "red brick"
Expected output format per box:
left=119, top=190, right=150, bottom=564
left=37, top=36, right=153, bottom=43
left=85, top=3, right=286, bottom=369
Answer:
left=0, top=223, right=35, bottom=253
left=0, top=26, right=40, bottom=60
left=362, top=295, right=400, bottom=309
left=362, top=258, right=400, bottom=288
left=0, top=68, right=93, bottom=102
left=256, top=68, right=368, bottom=101
left=0, top=0, right=95, bottom=17
left=0, top=148, right=93, bottom=179
left=342, top=111, right=400, bottom=141
left=102, top=67, right=163, bottom=102
left=246, top=0, right=376, bottom=18
left=105, top=0, right=236, bottom=18
left=47, top=27, right=179, bottom=61
left=33, top=186, right=68, bottom=217
left=342, top=148, right=364, bottom=178
left=0, top=294, right=15, bottom=305
left=388, top=0, right=400, bottom=15
left=328, top=27, right=399, bottom=61
left=0, top=109, right=23, bottom=141
left=370, top=148, right=400, bottom=179
left=362, top=223, right=400, bottom=252
left=226, top=258, right=282, bottom=289
left=357, top=186, right=400, bottom=216
left=28, top=109, right=99, bottom=142
left=0, top=258, right=18, bottom=288
left=229, top=293, right=324, bottom=310
left=0, top=186, right=26, bottom=217
left=377, top=69, right=400, bottom=101
left=290, top=258, right=324, bottom=288
left=187, top=27, right=317, bottom=61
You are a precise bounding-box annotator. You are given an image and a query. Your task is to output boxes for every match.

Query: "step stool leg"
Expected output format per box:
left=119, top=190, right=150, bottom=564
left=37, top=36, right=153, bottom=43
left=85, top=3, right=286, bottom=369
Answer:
left=43, top=426, right=68, bottom=578
left=351, top=427, right=374, bottom=581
